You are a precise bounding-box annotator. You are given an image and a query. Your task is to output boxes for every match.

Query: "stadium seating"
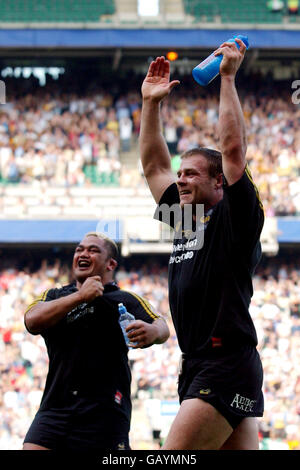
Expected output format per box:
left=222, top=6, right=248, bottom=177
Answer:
left=83, top=164, right=119, bottom=186
left=183, top=0, right=291, bottom=23
left=0, top=0, right=299, bottom=26
left=0, top=0, right=115, bottom=23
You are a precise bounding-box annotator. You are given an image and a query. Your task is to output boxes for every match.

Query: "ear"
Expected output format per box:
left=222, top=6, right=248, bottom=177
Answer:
left=215, top=173, right=223, bottom=190
left=106, top=258, right=118, bottom=272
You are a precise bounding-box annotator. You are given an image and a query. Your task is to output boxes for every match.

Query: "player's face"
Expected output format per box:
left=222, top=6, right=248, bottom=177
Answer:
left=176, top=155, right=218, bottom=208
left=72, top=236, right=111, bottom=282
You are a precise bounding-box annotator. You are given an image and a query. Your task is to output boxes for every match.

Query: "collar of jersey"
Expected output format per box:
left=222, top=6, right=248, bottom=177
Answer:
left=69, top=280, right=119, bottom=293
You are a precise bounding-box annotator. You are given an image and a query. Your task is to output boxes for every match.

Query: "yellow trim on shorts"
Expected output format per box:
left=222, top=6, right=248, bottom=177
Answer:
left=24, top=289, right=50, bottom=314
left=121, top=289, right=159, bottom=320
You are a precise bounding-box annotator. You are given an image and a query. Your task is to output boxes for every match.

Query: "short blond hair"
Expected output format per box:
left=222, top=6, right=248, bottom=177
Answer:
left=84, top=232, right=119, bottom=260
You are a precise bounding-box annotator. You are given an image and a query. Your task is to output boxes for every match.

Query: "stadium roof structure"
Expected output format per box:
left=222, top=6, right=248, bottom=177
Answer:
left=0, top=220, right=123, bottom=244
left=0, top=218, right=298, bottom=247
left=0, top=27, right=299, bottom=67
left=0, top=27, right=300, bottom=49
left=0, top=2, right=299, bottom=65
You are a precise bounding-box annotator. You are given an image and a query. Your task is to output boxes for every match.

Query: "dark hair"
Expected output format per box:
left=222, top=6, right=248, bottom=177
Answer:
left=181, top=147, right=223, bottom=178
left=84, top=232, right=119, bottom=261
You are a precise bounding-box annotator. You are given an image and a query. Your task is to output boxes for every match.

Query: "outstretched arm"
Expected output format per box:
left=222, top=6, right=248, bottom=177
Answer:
left=216, top=38, right=247, bottom=185
left=139, top=56, right=180, bottom=203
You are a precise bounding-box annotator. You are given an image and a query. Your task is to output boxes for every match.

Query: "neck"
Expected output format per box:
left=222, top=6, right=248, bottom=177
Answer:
left=191, top=196, right=222, bottom=221
left=205, top=191, right=223, bottom=212
left=75, top=273, right=113, bottom=289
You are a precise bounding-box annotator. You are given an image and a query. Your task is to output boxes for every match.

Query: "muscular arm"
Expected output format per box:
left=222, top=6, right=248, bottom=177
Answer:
left=139, top=56, right=179, bottom=203
left=24, top=291, right=84, bottom=335
left=24, top=276, right=104, bottom=335
left=216, top=38, right=247, bottom=185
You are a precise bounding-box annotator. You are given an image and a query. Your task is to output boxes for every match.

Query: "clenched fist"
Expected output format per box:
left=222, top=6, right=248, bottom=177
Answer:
left=77, top=276, right=104, bottom=303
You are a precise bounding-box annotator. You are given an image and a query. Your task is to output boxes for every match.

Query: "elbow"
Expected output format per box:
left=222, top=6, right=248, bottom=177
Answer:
left=24, top=312, right=43, bottom=335
left=155, top=318, right=170, bottom=344
left=222, top=140, right=247, bottom=163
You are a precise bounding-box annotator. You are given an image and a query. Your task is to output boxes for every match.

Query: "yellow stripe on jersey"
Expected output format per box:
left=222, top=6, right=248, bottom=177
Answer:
left=121, top=289, right=159, bottom=320
left=25, top=289, right=50, bottom=314
left=245, top=164, right=264, bottom=210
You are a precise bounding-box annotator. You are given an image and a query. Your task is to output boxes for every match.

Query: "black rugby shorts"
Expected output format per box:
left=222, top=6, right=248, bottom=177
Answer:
left=178, top=345, right=264, bottom=429
left=23, top=403, right=130, bottom=451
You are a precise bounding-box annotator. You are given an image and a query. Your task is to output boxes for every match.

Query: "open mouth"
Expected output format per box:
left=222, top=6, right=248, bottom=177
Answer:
left=77, top=260, right=91, bottom=269
left=179, top=191, right=191, bottom=196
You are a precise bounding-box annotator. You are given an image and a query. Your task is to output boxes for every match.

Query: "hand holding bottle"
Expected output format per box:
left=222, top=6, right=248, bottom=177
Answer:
left=215, top=37, right=247, bottom=79
left=126, top=320, right=161, bottom=349
left=192, top=35, right=249, bottom=86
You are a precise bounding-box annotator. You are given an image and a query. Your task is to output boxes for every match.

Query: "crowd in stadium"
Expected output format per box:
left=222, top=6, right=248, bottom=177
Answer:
left=1, top=67, right=300, bottom=449
left=0, top=79, right=136, bottom=187
left=0, top=72, right=300, bottom=215
left=0, top=255, right=300, bottom=449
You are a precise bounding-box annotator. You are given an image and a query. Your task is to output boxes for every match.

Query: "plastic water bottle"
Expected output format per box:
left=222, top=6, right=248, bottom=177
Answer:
left=118, top=303, right=137, bottom=348
left=192, top=35, right=249, bottom=86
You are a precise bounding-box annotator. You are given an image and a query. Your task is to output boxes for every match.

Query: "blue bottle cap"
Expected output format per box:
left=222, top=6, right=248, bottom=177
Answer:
left=236, top=35, right=249, bottom=50
left=118, top=303, right=126, bottom=314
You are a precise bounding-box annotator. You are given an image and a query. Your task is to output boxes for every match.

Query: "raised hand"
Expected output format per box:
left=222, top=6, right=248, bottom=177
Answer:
left=214, top=38, right=246, bottom=79
left=141, top=56, right=180, bottom=103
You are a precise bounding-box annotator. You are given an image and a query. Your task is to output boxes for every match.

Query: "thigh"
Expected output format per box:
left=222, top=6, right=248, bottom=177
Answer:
left=220, top=417, right=259, bottom=450
left=23, top=443, right=50, bottom=450
left=162, top=398, right=233, bottom=450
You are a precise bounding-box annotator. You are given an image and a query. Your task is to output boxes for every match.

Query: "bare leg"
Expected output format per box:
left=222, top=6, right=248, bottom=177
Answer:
left=220, top=417, right=259, bottom=450
left=162, top=398, right=233, bottom=450
left=23, top=443, right=50, bottom=450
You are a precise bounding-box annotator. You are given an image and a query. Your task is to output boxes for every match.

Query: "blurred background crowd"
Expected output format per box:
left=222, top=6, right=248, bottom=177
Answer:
left=0, top=72, right=300, bottom=216
left=0, top=252, right=300, bottom=450
left=1, top=68, right=300, bottom=450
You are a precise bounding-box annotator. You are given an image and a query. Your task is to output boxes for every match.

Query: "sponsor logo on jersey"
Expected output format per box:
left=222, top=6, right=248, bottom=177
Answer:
left=200, top=215, right=211, bottom=224
left=169, top=250, right=194, bottom=264
left=67, top=303, right=95, bottom=323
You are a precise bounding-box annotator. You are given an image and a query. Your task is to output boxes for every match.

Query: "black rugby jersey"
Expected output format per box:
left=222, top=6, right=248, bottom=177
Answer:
left=155, top=166, right=264, bottom=355
left=25, top=282, right=159, bottom=422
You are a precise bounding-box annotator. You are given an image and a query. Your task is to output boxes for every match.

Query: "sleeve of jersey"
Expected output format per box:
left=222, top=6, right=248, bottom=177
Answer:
left=24, top=288, right=57, bottom=315
left=153, top=183, right=180, bottom=229
left=223, top=165, right=264, bottom=245
left=122, top=291, right=161, bottom=324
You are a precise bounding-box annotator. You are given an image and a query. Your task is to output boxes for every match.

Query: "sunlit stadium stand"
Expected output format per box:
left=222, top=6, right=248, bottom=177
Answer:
left=183, top=0, right=296, bottom=24
left=0, top=0, right=115, bottom=23
left=0, top=0, right=298, bottom=28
